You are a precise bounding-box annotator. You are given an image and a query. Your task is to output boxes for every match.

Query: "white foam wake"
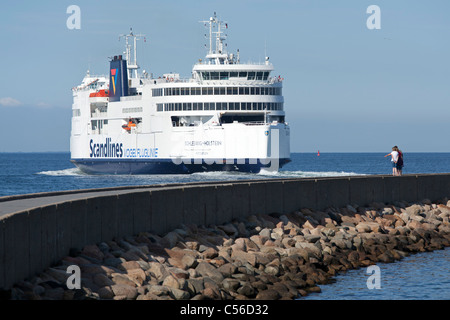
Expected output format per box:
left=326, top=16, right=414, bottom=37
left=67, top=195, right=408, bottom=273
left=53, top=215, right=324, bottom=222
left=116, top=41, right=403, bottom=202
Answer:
left=36, top=168, right=84, bottom=176
left=258, top=170, right=363, bottom=178
left=193, top=169, right=363, bottom=179
left=36, top=168, right=363, bottom=179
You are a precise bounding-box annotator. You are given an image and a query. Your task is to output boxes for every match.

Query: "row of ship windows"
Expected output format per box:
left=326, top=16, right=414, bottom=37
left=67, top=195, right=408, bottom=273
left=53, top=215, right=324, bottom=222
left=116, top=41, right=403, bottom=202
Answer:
left=200, top=71, right=270, bottom=81
left=152, top=86, right=282, bottom=97
left=156, top=102, right=284, bottom=112
left=123, top=107, right=143, bottom=113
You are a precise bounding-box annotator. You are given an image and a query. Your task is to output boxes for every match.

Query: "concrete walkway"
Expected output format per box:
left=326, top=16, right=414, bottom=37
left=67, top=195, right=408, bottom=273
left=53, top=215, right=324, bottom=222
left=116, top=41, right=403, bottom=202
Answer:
left=0, top=189, right=149, bottom=218
left=0, top=178, right=289, bottom=218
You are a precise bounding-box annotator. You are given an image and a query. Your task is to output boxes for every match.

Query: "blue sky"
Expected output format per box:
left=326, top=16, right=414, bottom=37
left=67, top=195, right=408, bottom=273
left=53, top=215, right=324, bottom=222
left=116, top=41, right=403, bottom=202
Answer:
left=0, top=0, right=449, bottom=152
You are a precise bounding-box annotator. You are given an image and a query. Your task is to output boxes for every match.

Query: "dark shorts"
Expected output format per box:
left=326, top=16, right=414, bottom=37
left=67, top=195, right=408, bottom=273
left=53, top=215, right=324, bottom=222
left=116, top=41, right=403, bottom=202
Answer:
left=396, top=163, right=403, bottom=170
left=392, top=162, right=397, bottom=168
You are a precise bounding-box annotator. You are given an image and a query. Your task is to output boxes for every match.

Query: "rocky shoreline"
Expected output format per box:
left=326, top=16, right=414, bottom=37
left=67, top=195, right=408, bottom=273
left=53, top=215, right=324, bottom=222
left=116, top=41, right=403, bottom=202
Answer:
left=10, top=198, right=450, bottom=300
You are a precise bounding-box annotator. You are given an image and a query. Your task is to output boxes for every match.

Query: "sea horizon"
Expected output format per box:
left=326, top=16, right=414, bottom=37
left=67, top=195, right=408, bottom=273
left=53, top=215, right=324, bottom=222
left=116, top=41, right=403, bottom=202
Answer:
left=1, top=151, right=450, bottom=154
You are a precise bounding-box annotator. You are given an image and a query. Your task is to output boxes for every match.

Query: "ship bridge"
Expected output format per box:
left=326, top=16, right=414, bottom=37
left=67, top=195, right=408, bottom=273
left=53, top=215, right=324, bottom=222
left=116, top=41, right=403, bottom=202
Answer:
left=193, top=13, right=276, bottom=84
left=193, top=63, right=274, bottom=82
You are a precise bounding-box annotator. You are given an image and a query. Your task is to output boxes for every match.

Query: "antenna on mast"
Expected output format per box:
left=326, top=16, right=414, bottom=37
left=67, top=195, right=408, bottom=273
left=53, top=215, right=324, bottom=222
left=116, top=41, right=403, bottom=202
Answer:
left=118, top=28, right=146, bottom=79
left=199, top=12, right=229, bottom=64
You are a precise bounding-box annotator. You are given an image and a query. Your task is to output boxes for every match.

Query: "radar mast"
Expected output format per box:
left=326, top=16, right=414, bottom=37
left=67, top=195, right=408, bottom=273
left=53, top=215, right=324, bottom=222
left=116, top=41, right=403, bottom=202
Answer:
left=200, top=12, right=234, bottom=65
left=119, top=28, right=146, bottom=79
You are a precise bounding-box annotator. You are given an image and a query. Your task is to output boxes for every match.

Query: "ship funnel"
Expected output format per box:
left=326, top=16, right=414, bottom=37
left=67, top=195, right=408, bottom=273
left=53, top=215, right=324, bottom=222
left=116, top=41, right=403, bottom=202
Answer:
left=109, top=55, right=129, bottom=102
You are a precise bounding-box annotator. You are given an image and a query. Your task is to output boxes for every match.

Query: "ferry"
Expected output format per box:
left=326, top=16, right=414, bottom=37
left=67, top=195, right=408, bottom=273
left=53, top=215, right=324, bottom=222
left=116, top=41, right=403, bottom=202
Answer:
left=70, top=13, right=290, bottom=174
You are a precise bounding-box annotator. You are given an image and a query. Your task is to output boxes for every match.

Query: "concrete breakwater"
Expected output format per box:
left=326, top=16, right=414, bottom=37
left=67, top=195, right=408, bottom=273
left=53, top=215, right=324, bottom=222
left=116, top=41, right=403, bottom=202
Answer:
left=10, top=198, right=450, bottom=300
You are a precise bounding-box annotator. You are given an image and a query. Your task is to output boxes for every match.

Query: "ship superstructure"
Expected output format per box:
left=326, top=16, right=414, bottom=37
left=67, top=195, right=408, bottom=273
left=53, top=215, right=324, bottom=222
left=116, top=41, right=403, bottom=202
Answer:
left=70, top=14, right=290, bottom=174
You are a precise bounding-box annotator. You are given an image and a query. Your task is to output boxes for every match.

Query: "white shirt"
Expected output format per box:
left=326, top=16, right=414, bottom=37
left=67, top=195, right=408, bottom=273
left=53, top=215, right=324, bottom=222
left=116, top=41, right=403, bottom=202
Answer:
left=390, top=151, right=399, bottom=162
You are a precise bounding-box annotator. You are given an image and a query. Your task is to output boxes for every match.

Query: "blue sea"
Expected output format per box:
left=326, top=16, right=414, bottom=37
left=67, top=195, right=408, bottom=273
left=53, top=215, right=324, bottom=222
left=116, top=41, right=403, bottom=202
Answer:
left=1, top=152, right=449, bottom=300
left=1, top=152, right=450, bottom=197
left=302, top=247, right=450, bottom=300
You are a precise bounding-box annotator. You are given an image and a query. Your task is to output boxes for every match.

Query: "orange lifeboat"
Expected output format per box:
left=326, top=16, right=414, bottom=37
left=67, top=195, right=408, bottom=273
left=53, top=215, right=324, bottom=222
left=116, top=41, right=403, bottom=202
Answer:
left=122, top=118, right=136, bottom=133
left=89, top=89, right=109, bottom=97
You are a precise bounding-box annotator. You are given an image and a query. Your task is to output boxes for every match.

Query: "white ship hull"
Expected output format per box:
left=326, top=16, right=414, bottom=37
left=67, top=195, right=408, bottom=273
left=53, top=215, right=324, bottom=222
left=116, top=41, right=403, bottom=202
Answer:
left=71, top=119, right=290, bottom=174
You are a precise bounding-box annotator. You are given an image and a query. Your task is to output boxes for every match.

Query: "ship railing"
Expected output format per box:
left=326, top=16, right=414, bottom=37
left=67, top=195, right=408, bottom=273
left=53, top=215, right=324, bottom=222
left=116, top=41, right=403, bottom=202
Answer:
left=72, top=75, right=108, bottom=92
left=242, top=121, right=268, bottom=126
left=270, top=77, right=284, bottom=84
left=146, top=78, right=194, bottom=84
left=91, top=111, right=108, bottom=118
left=194, top=61, right=272, bottom=66
left=144, top=77, right=282, bottom=85
left=197, top=77, right=283, bottom=85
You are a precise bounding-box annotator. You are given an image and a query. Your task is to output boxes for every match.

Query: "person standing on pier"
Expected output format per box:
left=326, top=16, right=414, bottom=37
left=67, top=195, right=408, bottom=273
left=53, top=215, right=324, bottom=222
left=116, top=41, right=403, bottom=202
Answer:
left=384, top=146, right=399, bottom=176
left=395, top=146, right=404, bottom=176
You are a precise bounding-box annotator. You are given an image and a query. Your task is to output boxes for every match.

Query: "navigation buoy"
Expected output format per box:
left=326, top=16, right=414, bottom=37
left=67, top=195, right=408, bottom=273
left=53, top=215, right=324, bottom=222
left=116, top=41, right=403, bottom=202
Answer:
left=317, top=150, right=320, bottom=156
